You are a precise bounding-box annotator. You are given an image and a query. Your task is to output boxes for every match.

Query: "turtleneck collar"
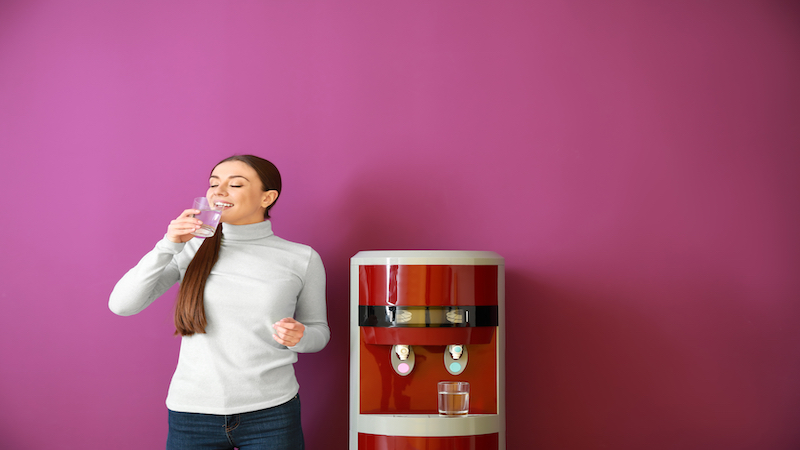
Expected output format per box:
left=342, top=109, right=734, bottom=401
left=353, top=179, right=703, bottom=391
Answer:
left=220, top=220, right=274, bottom=241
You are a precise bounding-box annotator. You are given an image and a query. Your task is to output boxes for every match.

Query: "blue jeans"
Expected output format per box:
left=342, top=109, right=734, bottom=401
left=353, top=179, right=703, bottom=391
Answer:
left=167, top=395, right=304, bottom=450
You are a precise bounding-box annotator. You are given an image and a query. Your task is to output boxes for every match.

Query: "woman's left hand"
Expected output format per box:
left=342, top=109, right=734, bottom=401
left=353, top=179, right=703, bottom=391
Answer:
left=273, top=318, right=305, bottom=347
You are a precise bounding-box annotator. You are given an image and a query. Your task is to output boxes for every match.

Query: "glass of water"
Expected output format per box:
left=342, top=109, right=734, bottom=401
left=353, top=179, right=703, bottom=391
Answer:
left=191, top=197, right=222, bottom=238
left=438, top=381, right=470, bottom=416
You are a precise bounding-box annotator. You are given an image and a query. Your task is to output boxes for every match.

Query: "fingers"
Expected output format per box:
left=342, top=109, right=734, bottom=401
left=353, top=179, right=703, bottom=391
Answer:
left=276, top=317, right=300, bottom=327
left=166, top=209, right=202, bottom=243
left=273, top=318, right=305, bottom=347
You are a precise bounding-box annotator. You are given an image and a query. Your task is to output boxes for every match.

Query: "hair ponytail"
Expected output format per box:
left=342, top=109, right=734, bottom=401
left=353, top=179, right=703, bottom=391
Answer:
left=174, top=223, right=222, bottom=336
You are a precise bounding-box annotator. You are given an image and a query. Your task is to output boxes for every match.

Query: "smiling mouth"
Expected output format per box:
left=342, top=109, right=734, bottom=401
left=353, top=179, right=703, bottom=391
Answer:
left=214, top=202, right=234, bottom=209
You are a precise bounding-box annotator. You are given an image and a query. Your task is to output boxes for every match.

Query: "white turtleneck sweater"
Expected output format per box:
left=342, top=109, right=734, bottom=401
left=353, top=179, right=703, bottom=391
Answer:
left=109, top=220, right=329, bottom=415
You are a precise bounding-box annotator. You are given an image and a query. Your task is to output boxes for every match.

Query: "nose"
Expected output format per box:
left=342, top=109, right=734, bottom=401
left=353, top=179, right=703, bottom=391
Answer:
left=211, top=184, right=228, bottom=196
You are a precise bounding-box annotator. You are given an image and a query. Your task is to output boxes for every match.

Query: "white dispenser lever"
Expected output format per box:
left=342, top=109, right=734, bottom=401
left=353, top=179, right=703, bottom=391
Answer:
left=391, top=344, right=415, bottom=376
left=445, top=344, right=468, bottom=375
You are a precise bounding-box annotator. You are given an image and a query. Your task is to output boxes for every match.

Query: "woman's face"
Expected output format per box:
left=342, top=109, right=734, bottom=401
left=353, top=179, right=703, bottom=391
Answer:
left=207, top=160, right=277, bottom=225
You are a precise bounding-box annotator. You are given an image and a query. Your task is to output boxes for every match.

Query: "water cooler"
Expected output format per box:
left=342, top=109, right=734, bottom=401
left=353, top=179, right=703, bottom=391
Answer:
left=350, top=251, right=505, bottom=450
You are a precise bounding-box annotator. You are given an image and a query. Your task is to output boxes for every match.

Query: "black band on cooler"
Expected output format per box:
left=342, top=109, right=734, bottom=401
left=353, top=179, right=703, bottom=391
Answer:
left=358, top=305, right=498, bottom=328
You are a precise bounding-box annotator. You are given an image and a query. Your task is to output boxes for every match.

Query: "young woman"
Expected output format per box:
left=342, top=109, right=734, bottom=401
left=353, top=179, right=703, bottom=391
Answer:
left=110, top=155, right=329, bottom=450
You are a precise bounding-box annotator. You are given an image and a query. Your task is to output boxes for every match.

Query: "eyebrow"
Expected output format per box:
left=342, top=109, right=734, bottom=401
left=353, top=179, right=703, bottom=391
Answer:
left=209, top=175, right=250, bottom=181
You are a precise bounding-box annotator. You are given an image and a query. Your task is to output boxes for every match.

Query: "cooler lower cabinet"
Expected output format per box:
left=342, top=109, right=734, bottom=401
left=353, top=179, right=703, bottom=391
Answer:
left=358, top=435, right=498, bottom=450
left=356, top=415, right=500, bottom=450
left=359, top=434, right=499, bottom=449
left=349, top=251, right=506, bottom=450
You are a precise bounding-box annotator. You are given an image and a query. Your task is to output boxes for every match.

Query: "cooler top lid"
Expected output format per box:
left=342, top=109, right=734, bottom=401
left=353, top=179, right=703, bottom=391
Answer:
left=351, top=250, right=504, bottom=266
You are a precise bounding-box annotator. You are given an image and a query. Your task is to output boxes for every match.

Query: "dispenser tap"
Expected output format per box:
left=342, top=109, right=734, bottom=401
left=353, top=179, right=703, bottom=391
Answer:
left=395, top=344, right=411, bottom=361
left=391, top=344, right=415, bottom=376
left=445, top=344, right=468, bottom=375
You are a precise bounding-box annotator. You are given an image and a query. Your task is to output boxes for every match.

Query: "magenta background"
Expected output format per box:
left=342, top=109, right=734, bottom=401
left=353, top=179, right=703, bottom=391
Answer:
left=1, top=1, right=799, bottom=449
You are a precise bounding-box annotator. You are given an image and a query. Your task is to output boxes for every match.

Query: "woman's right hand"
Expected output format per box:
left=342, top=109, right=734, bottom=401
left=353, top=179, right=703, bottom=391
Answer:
left=166, top=209, right=202, bottom=243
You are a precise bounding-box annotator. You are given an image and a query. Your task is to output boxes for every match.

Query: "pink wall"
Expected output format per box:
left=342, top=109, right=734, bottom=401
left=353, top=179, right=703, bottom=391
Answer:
left=1, top=1, right=799, bottom=449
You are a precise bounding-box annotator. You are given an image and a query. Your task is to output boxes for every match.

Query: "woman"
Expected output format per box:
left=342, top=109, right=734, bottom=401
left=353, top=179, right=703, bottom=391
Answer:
left=110, top=155, right=329, bottom=450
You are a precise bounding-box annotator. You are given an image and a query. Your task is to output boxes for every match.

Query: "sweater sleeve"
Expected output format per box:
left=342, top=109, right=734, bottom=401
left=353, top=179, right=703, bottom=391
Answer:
left=289, top=249, right=330, bottom=353
left=109, top=237, right=187, bottom=316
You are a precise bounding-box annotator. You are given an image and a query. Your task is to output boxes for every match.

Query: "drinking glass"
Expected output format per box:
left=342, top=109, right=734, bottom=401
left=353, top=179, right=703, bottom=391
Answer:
left=438, top=381, right=469, bottom=416
left=191, top=197, right=222, bottom=238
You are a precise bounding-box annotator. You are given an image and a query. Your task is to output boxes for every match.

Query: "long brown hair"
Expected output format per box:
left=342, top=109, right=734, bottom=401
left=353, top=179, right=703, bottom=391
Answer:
left=174, top=155, right=282, bottom=336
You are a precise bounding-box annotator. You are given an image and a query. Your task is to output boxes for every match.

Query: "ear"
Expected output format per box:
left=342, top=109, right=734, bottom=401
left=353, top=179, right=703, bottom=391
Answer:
left=261, top=190, right=279, bottom=209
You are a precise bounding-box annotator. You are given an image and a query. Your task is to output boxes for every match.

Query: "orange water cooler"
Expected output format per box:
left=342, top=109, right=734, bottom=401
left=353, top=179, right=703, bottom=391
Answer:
left=350, top=251, right=505, bottom=450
